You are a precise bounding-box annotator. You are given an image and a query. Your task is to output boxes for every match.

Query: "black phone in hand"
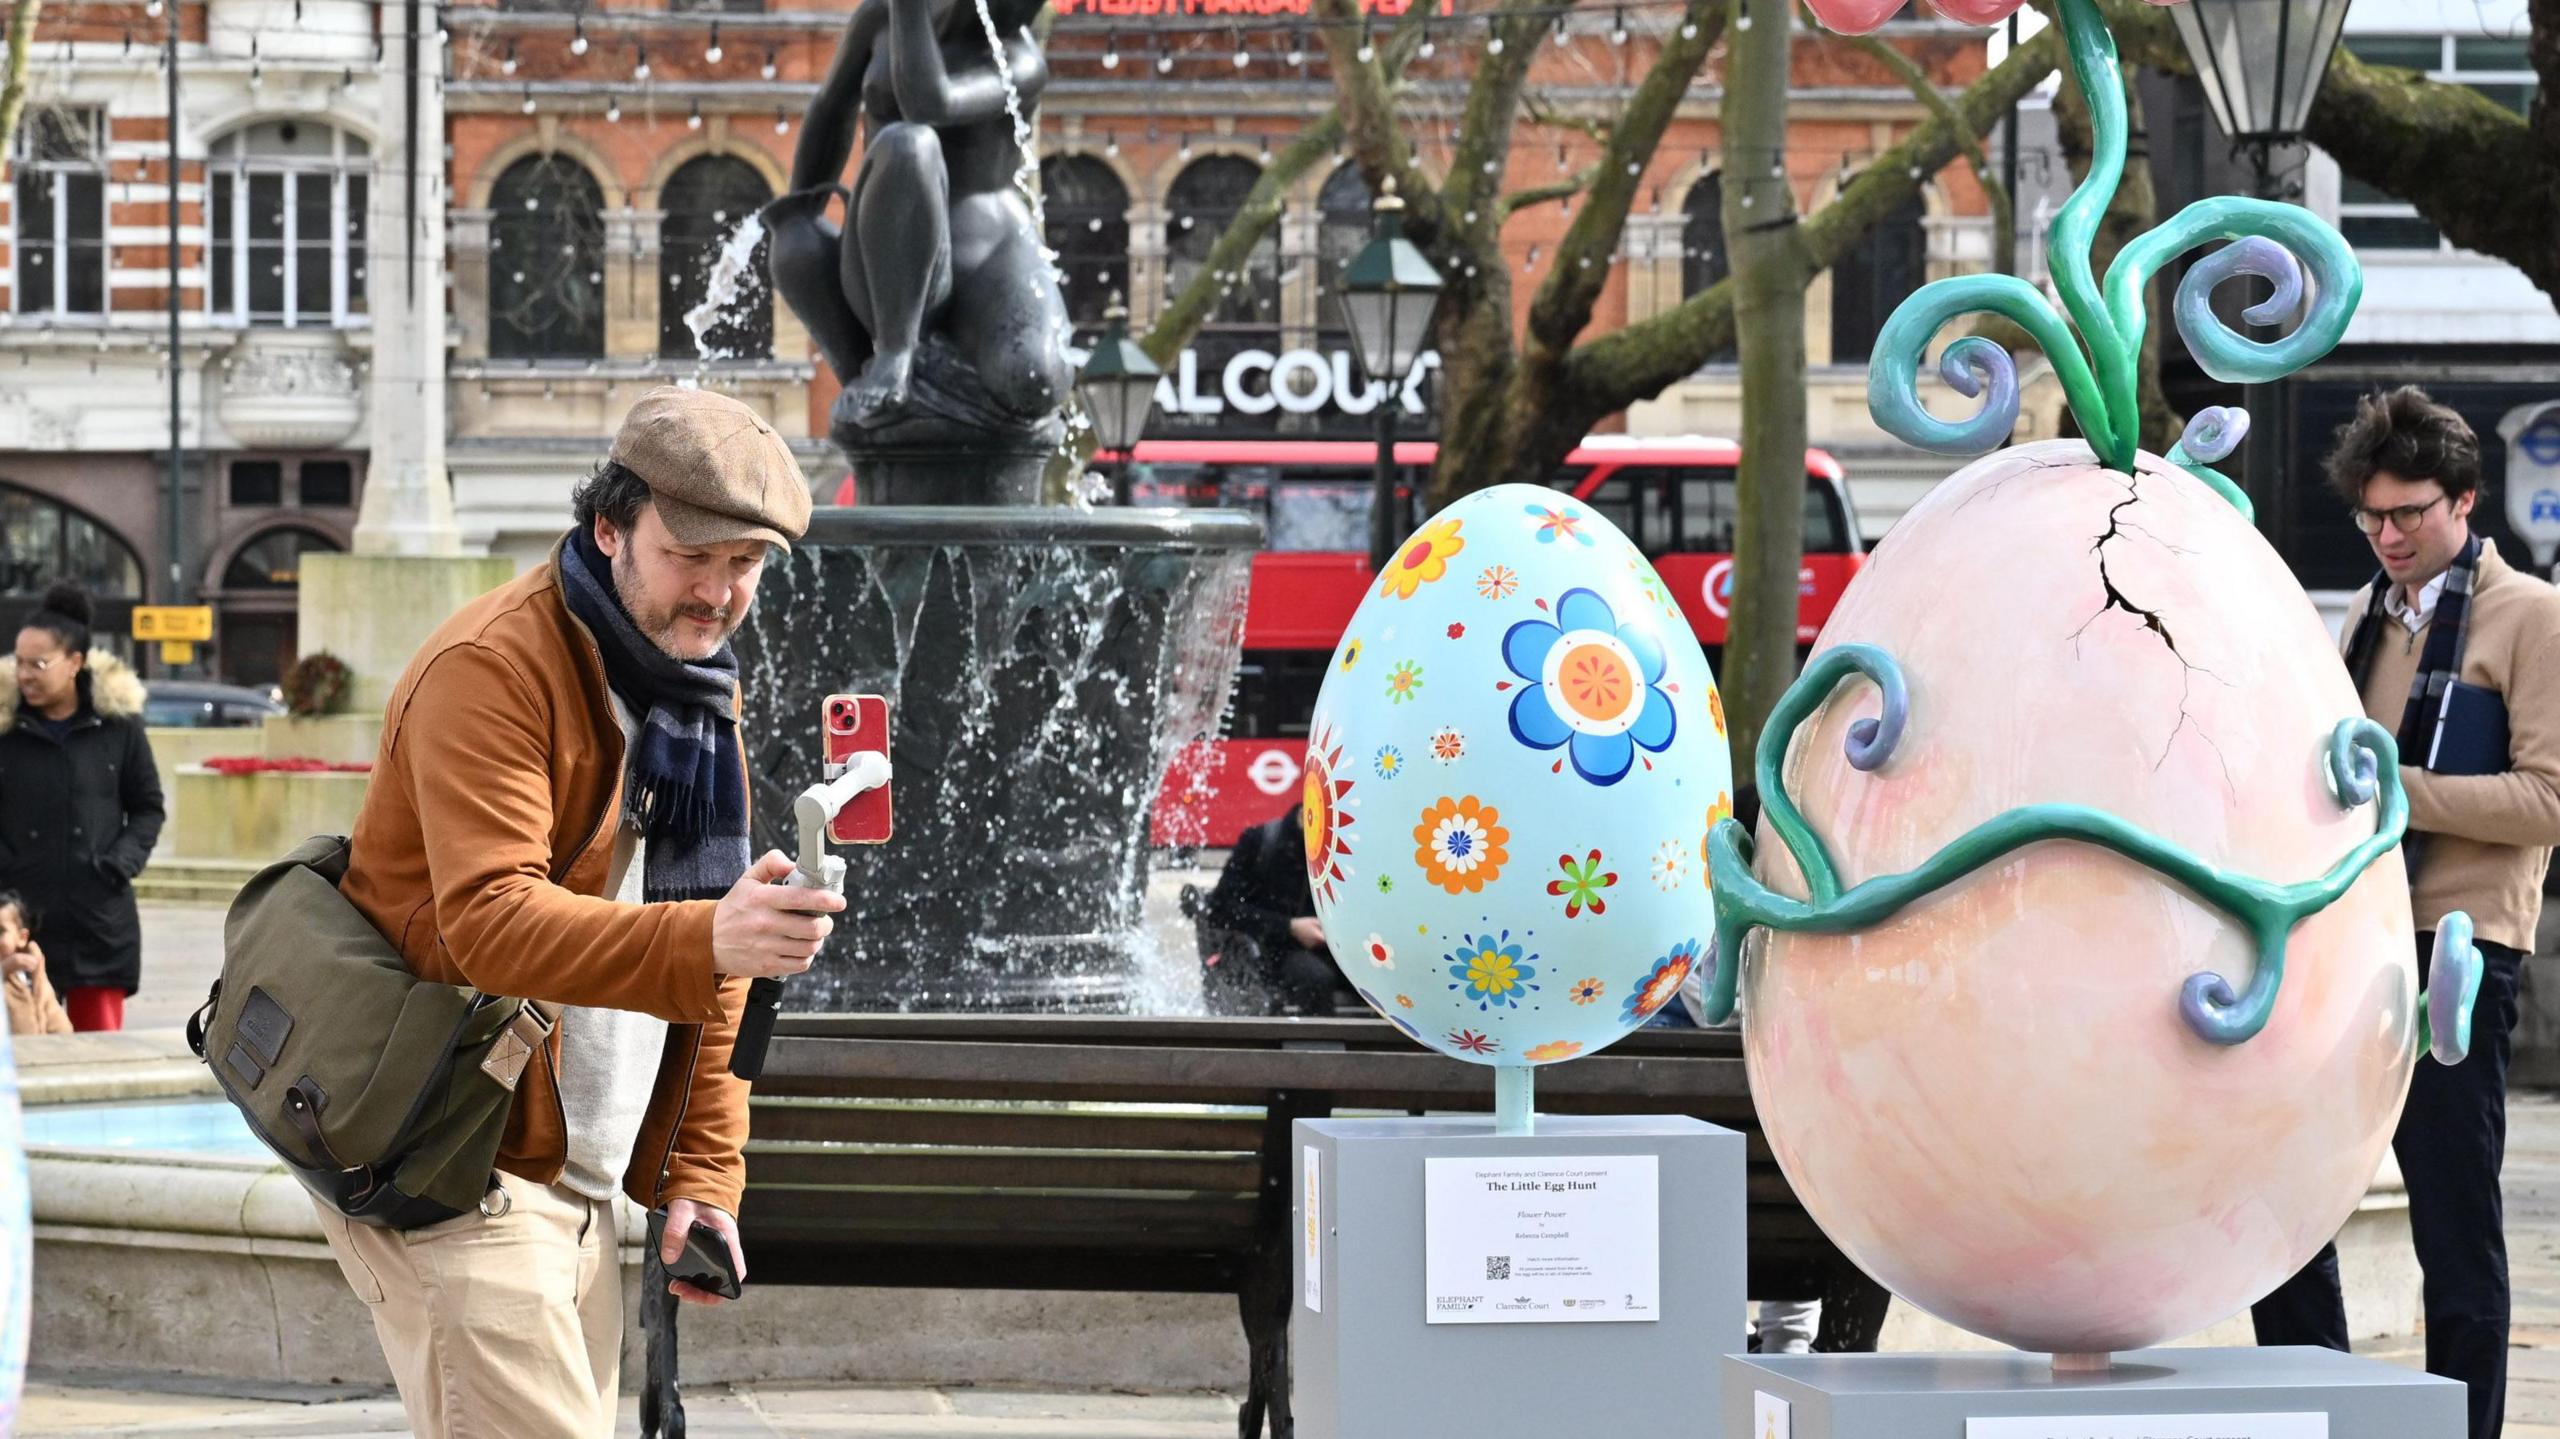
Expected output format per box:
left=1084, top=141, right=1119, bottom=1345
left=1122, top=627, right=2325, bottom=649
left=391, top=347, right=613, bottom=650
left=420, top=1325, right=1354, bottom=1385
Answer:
left=645, top=1207, right=743, bottom=1300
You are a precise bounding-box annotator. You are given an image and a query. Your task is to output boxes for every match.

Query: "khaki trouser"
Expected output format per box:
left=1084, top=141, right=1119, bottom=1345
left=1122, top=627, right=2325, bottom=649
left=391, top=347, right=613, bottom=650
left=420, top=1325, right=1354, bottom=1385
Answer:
left=312, top=1170, right=623, bottom=1439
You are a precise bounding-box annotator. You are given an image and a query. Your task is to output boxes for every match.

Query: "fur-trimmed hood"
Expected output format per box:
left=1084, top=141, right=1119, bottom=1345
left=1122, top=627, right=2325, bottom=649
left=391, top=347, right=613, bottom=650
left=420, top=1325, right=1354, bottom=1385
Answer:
left=0, top=649, right=147, bottom=730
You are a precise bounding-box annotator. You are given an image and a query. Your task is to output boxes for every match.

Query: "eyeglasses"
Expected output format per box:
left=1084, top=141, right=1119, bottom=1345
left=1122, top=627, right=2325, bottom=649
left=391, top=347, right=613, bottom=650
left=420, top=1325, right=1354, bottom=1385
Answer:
left=11, top=656, right=59, bottom=674
left=2352, top=496, right=2450, bottom=535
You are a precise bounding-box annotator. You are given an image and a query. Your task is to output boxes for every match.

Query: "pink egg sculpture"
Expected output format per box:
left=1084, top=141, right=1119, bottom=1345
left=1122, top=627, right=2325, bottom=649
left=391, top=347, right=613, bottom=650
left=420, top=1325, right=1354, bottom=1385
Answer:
left=1692, top=0, right=2485, bottom=1364
left=1737, top=443, right=2416, bottom=1356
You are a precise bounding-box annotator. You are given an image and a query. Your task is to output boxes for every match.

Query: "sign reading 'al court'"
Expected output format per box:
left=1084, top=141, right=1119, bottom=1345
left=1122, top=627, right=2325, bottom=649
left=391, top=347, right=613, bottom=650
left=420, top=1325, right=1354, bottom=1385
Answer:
left=1067, top=344, right=1443, bottom=420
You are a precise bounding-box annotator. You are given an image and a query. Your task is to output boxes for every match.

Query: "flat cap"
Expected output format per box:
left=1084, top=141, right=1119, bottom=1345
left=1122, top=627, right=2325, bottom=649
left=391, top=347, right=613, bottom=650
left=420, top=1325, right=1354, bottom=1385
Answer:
left=609, top=387, right=813, bottom=550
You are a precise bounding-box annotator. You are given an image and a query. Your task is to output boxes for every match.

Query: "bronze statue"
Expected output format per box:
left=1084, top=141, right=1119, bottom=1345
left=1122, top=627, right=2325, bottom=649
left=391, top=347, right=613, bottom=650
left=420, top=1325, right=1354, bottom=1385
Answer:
left=769, top=0, right=1072, bottom=466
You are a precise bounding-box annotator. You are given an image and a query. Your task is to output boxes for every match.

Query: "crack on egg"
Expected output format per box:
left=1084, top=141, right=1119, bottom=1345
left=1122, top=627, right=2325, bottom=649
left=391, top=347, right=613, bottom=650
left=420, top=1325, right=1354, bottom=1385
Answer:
left=2071, top=469, right=2239, bottom=800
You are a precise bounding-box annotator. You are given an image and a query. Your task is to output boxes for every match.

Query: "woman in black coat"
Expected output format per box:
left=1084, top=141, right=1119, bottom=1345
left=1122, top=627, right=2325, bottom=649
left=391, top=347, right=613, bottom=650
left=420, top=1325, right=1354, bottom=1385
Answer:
left=0, top=584, right=164, bottom=1031
left=1197, top=805, right=1346, bottom=1016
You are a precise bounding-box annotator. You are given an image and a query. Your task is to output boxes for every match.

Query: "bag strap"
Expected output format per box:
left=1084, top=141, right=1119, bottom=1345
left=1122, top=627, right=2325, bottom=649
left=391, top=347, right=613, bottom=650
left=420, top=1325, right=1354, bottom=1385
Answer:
left=185, top=980, right=220, bottom=1061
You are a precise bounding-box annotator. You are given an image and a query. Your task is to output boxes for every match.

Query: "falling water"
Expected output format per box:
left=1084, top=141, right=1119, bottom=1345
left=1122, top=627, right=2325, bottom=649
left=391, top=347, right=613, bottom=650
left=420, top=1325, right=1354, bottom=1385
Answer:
left=969, top=0, right=1094, bottom=502
left=683, top=212, right=771, bottom=369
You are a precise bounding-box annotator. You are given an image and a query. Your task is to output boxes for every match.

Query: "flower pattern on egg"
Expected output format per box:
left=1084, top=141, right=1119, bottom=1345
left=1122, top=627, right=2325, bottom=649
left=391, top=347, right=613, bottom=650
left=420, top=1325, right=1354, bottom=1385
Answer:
left=1502, top=588, right=1677, bottom=786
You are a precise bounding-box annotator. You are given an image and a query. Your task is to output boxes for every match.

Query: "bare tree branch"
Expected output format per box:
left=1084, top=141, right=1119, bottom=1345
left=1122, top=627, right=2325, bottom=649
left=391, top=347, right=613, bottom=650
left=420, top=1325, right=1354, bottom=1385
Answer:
left=1822, top=11, right=2015, bottom=275
left=2087, top=0, right=2560, bottom=303
left=1140, top=108, right=1346, bottom=366
left=1524, top=0, right=1731, bottom=361
left=1500, top=171, right=1596, bottom=219
left=1564, top=19, right=2062, bottom=417
left=0, top=0, right=44, bottom=180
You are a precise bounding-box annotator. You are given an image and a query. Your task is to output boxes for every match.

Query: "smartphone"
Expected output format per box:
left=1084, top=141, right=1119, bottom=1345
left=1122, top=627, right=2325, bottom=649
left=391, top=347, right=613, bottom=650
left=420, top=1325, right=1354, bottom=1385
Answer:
left=645, top=1206, right=744, bottom=1300
left=823, top=693, right=893, bottom=845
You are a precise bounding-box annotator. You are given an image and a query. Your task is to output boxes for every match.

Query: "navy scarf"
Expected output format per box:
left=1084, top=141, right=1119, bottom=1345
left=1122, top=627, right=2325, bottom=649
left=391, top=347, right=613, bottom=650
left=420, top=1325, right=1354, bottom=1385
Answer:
left=558, top=529, right=752, bottom=904
left=2343, top=532, right=2483, bottom=877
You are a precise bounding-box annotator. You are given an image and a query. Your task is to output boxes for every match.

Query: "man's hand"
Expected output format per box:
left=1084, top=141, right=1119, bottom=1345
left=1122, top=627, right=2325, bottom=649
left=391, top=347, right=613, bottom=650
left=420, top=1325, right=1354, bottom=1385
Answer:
left=1289, top=916, right=1325, bottom=949
left=713, top=851, right=847, bottom=978
left=660, top=1197, right=745, bottom=1307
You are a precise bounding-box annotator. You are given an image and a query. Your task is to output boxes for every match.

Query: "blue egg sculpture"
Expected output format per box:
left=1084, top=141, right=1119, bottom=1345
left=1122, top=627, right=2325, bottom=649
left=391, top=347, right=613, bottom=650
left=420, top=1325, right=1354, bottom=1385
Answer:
left=1303, top=481, right=1733, bottom=1071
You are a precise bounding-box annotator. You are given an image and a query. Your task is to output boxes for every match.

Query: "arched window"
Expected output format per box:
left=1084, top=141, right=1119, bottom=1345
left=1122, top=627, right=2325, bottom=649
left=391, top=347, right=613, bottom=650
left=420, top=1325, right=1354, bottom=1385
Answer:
left=1164, top=155, right=1279, bottom=328
left=658, top=155, right=775, bottom=360
left=1040, top=155, right=1129, bottom=334
left=1681, top=172, right=1730, bottom=299
left=221, top=527, right=340, bottom=591
left=208, top=120, right=370, bottom=327
left=0, top=483, right=142, bottom=598
left=1829, top=193, right=1926, bottom=366
left=1679, top=173, right=1735, bottom=365
left=1314, top=162, right=1372, bottom=341
left=489, top=153, right=607, bottom=360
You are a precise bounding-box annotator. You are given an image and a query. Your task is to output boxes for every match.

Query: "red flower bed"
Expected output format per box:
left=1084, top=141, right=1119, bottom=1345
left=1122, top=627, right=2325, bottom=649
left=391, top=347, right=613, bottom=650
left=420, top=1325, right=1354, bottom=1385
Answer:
left=200, top=757, right=373, bottom=776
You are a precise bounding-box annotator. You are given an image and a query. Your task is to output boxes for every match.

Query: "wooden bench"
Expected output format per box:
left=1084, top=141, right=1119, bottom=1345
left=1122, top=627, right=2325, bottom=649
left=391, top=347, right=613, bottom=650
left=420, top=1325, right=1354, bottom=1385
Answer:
left=641, top=1014, right=1886, bottom=1439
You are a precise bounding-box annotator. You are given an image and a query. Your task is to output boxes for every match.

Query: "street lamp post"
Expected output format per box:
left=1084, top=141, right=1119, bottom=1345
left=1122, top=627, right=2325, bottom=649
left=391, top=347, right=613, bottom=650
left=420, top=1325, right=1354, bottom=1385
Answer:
left=1075, top=294, right=1165, bottom=505
left=2167, top=0, right=2352, bottom=540
left=1337, top=177, right=1446, bottom=573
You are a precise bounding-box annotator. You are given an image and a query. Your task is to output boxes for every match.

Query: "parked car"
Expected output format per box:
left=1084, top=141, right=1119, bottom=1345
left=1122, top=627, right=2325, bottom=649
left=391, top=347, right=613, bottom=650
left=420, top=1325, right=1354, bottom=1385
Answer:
left=142, top=681, right=286, bottom=729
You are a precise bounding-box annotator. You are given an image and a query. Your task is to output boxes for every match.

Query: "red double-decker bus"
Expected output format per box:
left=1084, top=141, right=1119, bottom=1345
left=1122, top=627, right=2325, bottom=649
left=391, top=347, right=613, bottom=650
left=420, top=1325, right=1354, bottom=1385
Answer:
left=1135, top=434, right=1865, bottom=847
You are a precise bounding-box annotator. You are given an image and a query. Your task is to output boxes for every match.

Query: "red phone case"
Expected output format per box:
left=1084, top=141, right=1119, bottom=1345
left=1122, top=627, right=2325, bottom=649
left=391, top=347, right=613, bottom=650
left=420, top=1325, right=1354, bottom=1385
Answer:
left=823, top=693, right=893, bottom=845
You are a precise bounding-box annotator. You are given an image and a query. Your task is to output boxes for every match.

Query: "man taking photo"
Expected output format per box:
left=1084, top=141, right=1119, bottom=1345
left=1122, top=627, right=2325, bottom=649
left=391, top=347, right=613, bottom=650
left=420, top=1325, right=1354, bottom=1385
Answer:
left=2254, top=385, right=2560, bottom=1439
left=311, top=388, right=845, bottom=1438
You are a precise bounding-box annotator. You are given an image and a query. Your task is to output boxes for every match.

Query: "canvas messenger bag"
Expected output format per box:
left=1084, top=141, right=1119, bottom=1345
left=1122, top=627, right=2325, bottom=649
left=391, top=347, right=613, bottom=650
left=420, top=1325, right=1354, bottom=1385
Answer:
left=187, top=835, right=556, bottom=1228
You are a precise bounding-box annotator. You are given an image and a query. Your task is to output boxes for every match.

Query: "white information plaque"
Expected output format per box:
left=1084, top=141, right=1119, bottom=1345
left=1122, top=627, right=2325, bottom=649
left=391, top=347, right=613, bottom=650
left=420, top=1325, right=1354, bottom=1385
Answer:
left=1301, top=1145, right=1321, bottom=1313
left=1422, top=1154, right=1659, bottom=1324
left=1967, top=1415, right=2328, bottom=1439
left=1754, top=1390, right=1792, bottom=1439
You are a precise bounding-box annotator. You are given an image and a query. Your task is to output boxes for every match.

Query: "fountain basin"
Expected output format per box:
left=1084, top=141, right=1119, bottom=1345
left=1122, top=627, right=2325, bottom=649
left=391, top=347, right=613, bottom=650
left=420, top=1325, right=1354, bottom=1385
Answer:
left=737, top=505, right=1260, bottom=1012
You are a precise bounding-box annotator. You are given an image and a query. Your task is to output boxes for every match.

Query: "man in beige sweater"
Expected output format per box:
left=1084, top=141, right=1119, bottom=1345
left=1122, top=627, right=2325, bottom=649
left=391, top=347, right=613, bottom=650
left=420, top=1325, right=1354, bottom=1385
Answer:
left=2252, top=386, right=2560, bottom=1439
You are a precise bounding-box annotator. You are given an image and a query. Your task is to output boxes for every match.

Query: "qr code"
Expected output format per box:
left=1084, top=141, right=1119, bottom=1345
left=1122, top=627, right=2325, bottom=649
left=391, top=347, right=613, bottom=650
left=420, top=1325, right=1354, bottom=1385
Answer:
left=1485, top=1256, right=1512, bottom=1281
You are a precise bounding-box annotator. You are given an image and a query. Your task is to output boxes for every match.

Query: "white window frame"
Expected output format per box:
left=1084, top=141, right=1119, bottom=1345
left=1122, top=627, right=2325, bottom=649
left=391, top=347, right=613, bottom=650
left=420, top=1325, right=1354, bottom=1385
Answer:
left=206, top=123, right=370, bottom=328
left=10, top=107, right=109, bottom=317
left=2336, top=35, right=2538, bottom=254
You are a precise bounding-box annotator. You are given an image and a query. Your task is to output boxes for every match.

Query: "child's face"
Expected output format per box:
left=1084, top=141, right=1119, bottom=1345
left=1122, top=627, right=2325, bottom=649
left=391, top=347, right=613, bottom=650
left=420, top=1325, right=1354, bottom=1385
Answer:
left=0, top=909, right=24, bottom=959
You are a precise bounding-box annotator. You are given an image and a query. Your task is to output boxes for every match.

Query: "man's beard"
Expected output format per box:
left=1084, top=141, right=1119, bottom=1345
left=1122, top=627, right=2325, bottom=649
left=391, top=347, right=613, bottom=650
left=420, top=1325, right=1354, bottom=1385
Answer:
left=611, top=546, right=738, bottom=660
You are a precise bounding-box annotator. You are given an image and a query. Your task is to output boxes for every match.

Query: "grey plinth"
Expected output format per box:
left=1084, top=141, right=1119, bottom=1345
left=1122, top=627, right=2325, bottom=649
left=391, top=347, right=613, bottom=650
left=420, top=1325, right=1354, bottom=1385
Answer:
left=1723, top=1347, right=2464, bottom=1439
left=1293, top=1113, right=1745, bottom=1439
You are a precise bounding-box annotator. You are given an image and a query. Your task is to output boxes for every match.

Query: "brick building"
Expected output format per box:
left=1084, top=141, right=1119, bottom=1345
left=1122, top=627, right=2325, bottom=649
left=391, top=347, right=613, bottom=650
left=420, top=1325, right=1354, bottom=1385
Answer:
left=1, top=0, right=2002, bottom=681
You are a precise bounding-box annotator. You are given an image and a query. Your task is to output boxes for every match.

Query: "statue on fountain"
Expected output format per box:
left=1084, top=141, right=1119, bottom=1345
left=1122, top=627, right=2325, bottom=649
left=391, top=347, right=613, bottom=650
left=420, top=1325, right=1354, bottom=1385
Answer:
left=768, top=0, right=1073, bottom=503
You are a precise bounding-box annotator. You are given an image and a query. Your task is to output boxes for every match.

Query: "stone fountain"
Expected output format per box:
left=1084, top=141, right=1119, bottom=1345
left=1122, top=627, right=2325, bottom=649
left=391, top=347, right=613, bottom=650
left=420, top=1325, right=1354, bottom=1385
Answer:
left=740, top=0, right=1258, bottom=1010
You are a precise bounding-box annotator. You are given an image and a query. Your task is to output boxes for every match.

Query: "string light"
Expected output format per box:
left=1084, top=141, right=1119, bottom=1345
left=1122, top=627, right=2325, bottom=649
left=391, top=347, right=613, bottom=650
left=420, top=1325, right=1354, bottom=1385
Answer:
left=705, top=22, right=722, bottom=63
left=1357, top=18, right=1375, bottom=62
left=1612, top=7, right=1629, bottom=42
left=1103, top=129, right=1120, bottom=157
left=1287, top=39, right=1305, bottom=65
left=634, top=42, right=650, bottom=81
left=775, top=108, right=791, bottom=134
left=1418, top=24, right=1436, bottom=58
left=1155, top=42, right=1174, bottom=73
left=144, top=0, right=160, bottom=16
left=1488, top=33, right=1505, bottom=53
left=606, top=96, right=622, bottom=122
left=1102, top=32, right=1120, bottom=68
left=688, top=99, right=703, bottom=130
left=1233, top=28, right=1250, bottom=67
left=521, top=85, right=537, bottom=114
left=762, top=46, right=778, bottom=80
left=501, top=39, right=518, bottom=74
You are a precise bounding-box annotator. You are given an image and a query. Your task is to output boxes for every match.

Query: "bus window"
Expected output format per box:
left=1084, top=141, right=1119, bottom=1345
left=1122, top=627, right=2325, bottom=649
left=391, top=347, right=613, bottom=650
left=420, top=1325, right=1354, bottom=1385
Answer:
left=1595, top=466, right=1680, bottom=553
left=1261, top=466, right=1431, bottom=552
left=1675, top=467, right=1852, bottom=553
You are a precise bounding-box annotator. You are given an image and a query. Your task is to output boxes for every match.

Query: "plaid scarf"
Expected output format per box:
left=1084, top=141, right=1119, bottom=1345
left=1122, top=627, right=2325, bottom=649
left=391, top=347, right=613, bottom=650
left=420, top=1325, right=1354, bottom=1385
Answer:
left=558, top=529, right=753, bottom=904
left=2343, top=532, right=2483, bottom=875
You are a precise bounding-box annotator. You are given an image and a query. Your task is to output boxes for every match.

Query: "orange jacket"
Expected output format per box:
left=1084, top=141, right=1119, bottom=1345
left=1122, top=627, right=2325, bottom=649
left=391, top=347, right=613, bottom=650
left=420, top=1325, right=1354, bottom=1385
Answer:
left=341, top=544, right=750, bottom=1216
